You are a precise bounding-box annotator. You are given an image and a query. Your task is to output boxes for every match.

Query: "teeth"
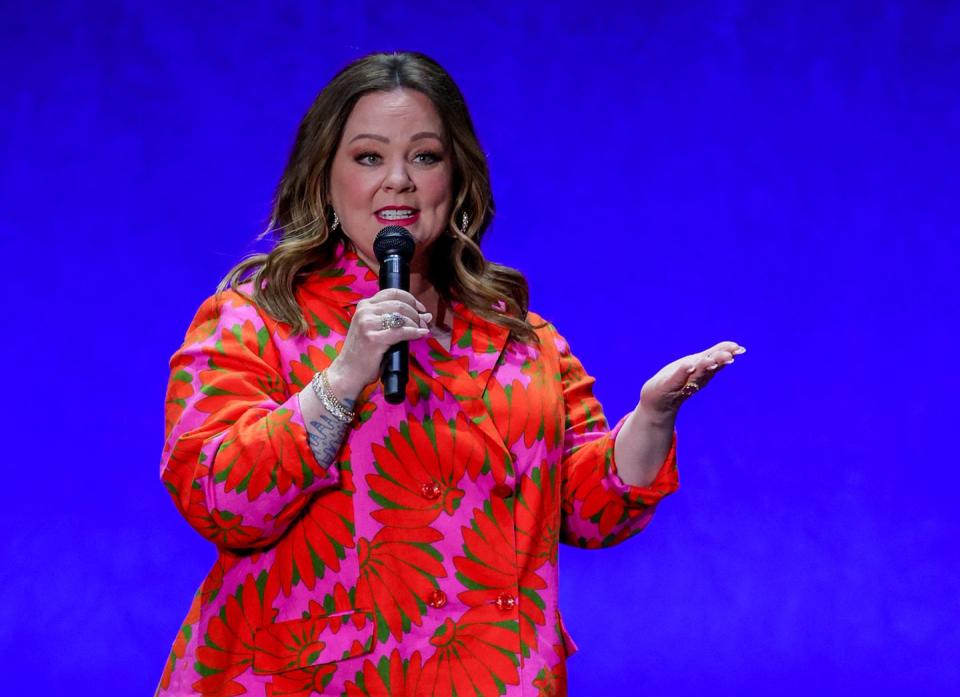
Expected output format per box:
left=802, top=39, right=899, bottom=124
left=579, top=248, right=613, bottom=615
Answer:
left=379, top=210, right=416, bottom=219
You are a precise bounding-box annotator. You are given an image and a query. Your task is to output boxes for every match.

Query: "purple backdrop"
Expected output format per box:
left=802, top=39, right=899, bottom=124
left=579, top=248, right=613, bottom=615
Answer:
left=2, top=1, right=957, bottom=694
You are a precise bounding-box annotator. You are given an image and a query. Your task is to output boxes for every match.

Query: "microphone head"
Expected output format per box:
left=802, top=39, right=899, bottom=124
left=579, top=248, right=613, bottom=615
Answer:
left=373, top=226, right=416, bottom=263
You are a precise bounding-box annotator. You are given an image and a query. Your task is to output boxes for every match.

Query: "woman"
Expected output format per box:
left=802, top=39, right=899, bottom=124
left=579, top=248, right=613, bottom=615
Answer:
left=158, top=52, right=744, bottom=696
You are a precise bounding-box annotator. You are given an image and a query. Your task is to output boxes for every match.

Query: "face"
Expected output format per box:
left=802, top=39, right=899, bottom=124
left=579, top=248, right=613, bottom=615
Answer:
left=329, top=88, right=453, bottom=271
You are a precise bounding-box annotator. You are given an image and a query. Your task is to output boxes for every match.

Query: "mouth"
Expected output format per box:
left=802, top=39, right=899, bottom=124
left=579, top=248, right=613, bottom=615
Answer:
left=375, top=206, right=420, bottom=226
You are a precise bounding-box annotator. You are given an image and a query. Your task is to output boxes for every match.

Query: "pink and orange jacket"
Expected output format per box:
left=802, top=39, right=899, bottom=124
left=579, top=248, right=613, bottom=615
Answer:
left=158, top=244, right=679, bottom=696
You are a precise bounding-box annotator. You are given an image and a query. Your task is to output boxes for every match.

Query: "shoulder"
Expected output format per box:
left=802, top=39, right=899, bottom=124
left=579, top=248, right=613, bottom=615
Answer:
left=524, top=309, right=569, bottom=356
left=182, top=286, right=282, bottom=345
left=191, top=285, right=262, bottom=323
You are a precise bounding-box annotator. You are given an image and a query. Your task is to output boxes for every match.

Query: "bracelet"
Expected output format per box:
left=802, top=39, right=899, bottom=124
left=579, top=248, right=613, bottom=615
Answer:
left=311, top=370, right=356, bottom=423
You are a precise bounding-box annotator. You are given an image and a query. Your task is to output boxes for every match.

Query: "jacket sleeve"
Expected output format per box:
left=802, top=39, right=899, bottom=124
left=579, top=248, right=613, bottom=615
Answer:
left=554, top=328, right=680, bottom=548
left=160, top=291, right=342, bottom=550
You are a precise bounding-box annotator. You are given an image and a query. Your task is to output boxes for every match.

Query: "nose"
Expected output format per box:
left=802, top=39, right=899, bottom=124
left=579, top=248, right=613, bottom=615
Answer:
left=382, top=158, right=415, bottom=193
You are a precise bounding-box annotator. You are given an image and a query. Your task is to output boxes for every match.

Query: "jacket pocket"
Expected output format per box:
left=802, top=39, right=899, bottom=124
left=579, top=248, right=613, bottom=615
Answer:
left=556, top=610, right=579, bottom=658
left=252, top=608, right=376, bottom=674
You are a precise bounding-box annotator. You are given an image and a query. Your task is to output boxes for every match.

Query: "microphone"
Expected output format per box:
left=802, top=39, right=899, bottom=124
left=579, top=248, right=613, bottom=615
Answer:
left=373, top=226, right=416, bottom=404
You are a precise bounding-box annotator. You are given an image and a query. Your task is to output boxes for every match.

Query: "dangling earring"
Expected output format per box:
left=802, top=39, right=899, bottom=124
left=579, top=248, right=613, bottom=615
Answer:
left=331, top=210, right=340, bottom=231
left=459, top=211, right=470, bottom=235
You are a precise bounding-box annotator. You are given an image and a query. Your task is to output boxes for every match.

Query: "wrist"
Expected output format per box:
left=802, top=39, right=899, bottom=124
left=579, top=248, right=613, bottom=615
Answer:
left=324, top=360, right=362, bottom=405
left=633, top=402, right=677, bottom=430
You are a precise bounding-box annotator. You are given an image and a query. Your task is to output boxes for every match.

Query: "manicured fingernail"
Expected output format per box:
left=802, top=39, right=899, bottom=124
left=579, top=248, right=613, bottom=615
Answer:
left=734, top=347, right=746, bottom=355
left=725, top=358, right=735, bottom=365
left=421, top=312, right=433, bottom=320
left=686, top=365, right=697, bottom=374
left=707, top=363, right=719, bottom=370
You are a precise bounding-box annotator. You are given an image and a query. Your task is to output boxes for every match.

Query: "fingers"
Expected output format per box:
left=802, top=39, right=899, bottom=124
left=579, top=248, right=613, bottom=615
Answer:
left=354, top=288, right=434, bottom=349
left=683, top=352, right=722, bottom=390
left=675, top=341, right=746, bottom=400
left=361, top=290, right=430, bottom=327
left=334, top=292, right=433, bottom=390
left=694, top=341, right=746, bottom=374
left=368, top=324, right=431, bottom=343
left=369, top=288, right=427, bottom=313
left=357, top=295, right=430, bottom=330
left=702, top=341, right=746, bottom=362
left=367, top=300, right=430, bottom=328
left=365, top=296, right=431, bottom=341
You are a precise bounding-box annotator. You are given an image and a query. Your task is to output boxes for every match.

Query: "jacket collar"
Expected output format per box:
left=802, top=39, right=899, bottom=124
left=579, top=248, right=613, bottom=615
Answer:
left=297, top=243, right=380, bottom=309
left=298, top=242, right=511, bottom=394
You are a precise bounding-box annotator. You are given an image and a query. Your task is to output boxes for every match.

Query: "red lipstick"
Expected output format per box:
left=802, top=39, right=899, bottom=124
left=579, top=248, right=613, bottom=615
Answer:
left=375, top=205, right=420, bottom=226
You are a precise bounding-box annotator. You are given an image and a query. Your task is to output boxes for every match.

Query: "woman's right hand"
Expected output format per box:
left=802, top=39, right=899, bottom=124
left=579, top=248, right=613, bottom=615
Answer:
left=324, top=288, right=432, bottom=401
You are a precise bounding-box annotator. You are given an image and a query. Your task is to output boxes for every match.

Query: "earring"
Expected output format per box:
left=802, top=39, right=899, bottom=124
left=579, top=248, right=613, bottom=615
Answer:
left=459, top=211, right=470, bottom=235
left=331, top=210, right=340, bottom=231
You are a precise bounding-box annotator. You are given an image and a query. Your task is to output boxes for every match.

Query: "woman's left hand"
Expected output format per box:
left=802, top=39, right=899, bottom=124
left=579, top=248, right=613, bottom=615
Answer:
left=637, top=341, right=746, bottom=423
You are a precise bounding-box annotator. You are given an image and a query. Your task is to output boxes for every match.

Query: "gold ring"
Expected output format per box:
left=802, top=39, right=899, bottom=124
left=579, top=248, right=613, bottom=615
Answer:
left=679, top=381, right=701, bottom=397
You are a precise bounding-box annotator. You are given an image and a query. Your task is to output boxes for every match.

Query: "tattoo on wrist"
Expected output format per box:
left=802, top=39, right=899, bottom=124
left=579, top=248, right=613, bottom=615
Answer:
left=307, top=414, right=349, bottom=467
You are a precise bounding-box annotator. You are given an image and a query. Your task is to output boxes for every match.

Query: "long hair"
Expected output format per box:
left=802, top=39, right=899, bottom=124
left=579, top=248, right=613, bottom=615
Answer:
left=219, top=51, right=539, bottom=344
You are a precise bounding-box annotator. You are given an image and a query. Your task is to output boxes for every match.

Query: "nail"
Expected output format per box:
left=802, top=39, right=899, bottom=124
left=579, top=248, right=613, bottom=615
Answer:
left=686, top=365, right=697, bottom=374
left=734, top=347, right=746, bottom=355
left=725, top=358, right=735, bottom=365
left=707, top=363, right=719, bottom=370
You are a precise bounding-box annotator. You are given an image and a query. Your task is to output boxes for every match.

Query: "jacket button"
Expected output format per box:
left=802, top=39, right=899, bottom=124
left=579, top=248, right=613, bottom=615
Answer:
left=421, top=482, right=441, bottom=500
left=491, top=484, right=513, bottom=498
left=427, top=589, right=447, bottom=609
left=494, top=592, right=516, bottom=612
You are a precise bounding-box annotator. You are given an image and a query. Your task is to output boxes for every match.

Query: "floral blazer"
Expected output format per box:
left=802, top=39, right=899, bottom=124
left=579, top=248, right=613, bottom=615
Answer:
left=158, top=244, right=679, bottom=696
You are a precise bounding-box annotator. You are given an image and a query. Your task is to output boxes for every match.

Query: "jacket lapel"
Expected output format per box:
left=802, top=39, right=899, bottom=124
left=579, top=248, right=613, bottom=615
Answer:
left=295, top=246, right=379, bottom=318
left=297, top=244, right=515, bottom=475
left=408, top=302, right=513, bottom=476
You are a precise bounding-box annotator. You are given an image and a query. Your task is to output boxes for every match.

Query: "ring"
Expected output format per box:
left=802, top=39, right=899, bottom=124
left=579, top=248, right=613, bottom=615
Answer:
left=679, top=381, right=701, bottom=398
left=380, top=312, right=406, bottom=330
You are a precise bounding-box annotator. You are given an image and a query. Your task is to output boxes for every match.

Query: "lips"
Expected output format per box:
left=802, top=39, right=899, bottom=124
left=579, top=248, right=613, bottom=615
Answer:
left=375, top=206, right=420, bottom=226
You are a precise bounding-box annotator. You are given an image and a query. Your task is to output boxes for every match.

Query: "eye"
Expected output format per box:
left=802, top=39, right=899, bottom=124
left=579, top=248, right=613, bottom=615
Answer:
left=355, top=151, right=381, bottom=166
left=413, top=151, right=442, bottom=165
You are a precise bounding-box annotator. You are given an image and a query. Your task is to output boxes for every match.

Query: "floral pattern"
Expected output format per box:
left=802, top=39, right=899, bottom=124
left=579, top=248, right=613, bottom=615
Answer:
left=158, top=243, right=679, bottom=695
left=418, top=606, right=522, bottom=696
left=366, top=411, right=478, bottom=528
left=355, top=525, right=447, bottom=643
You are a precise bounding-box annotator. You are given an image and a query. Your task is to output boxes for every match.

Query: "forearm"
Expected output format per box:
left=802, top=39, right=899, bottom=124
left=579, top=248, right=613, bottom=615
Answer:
left=163, top=394, right=345, bottom=549
left=613, top=405, right=676, bottom=488
left=297, top=370, right=358, bottom=467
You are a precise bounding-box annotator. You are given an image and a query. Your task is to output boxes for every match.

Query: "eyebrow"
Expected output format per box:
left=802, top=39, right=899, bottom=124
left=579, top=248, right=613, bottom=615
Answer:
left=348, top=131, right=444, bottom=144
left=349, top=133, right=389, bottom=144
left=411, top=131, right=444, bottom=143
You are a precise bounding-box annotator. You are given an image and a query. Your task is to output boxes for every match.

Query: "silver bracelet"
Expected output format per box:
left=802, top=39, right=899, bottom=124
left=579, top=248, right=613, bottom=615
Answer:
left=310, top=370, right=355, bottom=423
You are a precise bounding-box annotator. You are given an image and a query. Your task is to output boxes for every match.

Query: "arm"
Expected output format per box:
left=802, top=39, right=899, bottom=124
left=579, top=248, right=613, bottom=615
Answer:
left=299, top=386, right=355, bottom=469
left=161, top=287, right=432, bottom=550
left=615, top=340, right=746, bottom=486
left=556, top=329, right=680, bottom=549
left=613, top=409, right=676, bottom=488
left=559, top=330, right=746, bottom=547
left=161, top=292, right=346, bottom=550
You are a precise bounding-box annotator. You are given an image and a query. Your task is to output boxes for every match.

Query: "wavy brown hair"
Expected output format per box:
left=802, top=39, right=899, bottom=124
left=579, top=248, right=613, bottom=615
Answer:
left=219, top=51, right=540, bottom=344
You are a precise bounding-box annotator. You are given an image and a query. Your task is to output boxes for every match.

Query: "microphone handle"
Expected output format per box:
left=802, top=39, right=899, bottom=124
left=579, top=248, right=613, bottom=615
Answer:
left=380, top=254, right=410, bottom=404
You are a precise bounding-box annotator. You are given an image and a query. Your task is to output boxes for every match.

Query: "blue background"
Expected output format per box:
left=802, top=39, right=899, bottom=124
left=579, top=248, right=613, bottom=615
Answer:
left=2, top=1, right=957, bottom=694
